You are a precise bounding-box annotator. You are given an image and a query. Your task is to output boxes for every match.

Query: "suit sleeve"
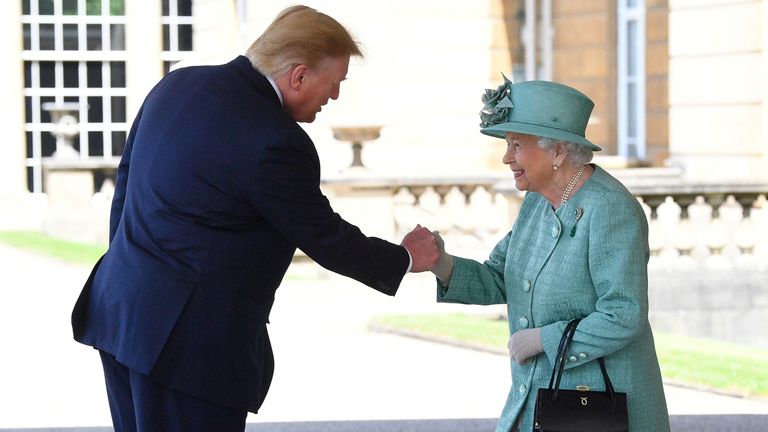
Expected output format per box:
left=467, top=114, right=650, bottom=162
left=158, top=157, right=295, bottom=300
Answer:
left=247, top=129, right=409, bottom=295
left=109, top=103, right=145, bottom=242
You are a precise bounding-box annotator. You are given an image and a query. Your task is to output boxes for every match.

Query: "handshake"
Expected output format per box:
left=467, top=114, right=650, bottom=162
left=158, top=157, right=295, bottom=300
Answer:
left=400, top=224, right=454, bottom=282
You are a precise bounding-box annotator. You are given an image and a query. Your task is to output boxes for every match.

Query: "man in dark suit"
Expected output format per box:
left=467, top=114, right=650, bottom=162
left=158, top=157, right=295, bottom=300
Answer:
left=71, top=5, right=439, bottom=431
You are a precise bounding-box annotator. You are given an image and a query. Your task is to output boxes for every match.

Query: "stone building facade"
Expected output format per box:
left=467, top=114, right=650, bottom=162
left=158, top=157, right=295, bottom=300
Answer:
left=0, top=0, right=766, bottom=230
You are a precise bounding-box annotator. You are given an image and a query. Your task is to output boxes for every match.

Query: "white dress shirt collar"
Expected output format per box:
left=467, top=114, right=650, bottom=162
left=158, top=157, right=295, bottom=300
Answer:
left=265, top=74, right=284, bottom=106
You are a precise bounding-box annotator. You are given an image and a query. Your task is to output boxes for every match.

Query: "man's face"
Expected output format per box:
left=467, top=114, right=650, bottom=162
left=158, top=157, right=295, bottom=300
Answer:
left=285, top=56, right=350, bottom=123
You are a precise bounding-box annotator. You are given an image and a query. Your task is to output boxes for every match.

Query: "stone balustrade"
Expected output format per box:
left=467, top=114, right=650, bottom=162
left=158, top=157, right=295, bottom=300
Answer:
left=33, top=162, right=768, bottom=346
left=322, top=167, right=768, bottom=347
left=38, top=161, right=768, bottom=271
left=323, top=167, right=768, bottom=270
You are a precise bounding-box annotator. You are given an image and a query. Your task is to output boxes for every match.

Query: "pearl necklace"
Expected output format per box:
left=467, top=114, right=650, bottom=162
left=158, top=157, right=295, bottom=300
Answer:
left=559, top=165, right=585, bottom=207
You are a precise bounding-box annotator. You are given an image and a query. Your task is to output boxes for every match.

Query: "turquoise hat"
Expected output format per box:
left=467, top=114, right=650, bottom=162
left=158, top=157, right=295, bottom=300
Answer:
left=479, top=76, right=601, bottom=151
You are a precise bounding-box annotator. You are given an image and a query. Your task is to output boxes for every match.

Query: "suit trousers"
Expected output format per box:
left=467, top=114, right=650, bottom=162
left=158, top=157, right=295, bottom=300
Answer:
left=99, top=351, right=248, bottom=432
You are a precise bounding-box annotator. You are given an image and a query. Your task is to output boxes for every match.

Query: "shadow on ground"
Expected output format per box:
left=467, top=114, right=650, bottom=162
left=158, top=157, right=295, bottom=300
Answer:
left=3, top=415, right=767, bottom=432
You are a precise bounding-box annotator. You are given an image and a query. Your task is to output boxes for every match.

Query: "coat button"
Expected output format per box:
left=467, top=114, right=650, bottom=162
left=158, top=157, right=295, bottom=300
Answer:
left=522, top=280, right=531, bottom=292
left=579, top=353, right=587, bottom=359
left=569, top=355, right=578, bottom=362
left=518, top=317, right=529, bottom=328
left=519, top=384, right=527, bottom=393
left=551, top=226, right=560, bottom=238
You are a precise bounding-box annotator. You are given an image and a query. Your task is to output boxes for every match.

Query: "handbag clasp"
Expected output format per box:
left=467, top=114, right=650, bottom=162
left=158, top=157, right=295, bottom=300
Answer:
left=576, top=385, right=590, bottom=391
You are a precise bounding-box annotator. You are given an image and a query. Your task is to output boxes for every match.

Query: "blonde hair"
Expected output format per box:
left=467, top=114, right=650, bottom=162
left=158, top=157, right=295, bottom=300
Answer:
left=246, top=5, right=363, bottom=77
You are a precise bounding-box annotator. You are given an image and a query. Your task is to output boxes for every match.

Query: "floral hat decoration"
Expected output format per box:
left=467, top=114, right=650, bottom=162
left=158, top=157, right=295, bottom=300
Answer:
left=479, top=75, right=601, bottom=151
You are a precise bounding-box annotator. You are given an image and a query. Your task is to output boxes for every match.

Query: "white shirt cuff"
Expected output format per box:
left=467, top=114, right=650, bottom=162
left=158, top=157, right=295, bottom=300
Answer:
left=405, top=248, right=413, bottom=273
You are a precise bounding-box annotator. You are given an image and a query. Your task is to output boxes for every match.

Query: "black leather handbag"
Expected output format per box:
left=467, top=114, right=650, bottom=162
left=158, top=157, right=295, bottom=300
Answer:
left=533, top=319, right=629, bottom=432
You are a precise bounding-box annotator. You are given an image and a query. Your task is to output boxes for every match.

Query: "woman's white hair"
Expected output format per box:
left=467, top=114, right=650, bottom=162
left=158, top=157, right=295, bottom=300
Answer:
left=537, top=137, right=594, bottom=166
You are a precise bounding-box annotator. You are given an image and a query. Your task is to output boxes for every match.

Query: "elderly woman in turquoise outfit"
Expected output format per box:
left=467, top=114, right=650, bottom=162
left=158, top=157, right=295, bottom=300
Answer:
left=427, top=78, right=671, bottom=431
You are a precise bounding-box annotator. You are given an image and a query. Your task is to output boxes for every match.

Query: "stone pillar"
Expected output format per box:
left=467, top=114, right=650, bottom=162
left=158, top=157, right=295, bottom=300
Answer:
left=0, top=1, right=49, bottom=231
left=0, top=0, right=25, bottom=196
left=193, top=0, right=239, bottom=64
left=125, top=0, right=163, bottom=118
left=762, top=0, right=768, bottom=172
left=43, top=164, right=108, bottom=244
left=668, top=0, right=766, bottom=180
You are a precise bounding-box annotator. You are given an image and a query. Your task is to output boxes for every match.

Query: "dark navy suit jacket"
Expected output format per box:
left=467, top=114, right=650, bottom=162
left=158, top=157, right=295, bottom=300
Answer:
left=72, top=56, right=409, bottom=413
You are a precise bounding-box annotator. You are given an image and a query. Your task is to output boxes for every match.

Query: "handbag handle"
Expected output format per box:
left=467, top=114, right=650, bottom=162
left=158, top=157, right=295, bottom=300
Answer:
left=547, top=319, right=617, bottom=404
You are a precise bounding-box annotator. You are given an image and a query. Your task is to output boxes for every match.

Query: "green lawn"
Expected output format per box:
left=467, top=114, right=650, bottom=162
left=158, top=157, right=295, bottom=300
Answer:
left=0, top=230, right=106, bottom=266
left=0, top=230, right=317, bottom=280
left=370, top=313, right=768, bottom=399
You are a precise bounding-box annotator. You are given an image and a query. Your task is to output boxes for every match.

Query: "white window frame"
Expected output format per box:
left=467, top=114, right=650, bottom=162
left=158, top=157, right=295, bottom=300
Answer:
left=21, top=0, right=128, bottom=192
left=161, top=0, right=194, bottom=73
left=617, top=0, right=646, bottom=160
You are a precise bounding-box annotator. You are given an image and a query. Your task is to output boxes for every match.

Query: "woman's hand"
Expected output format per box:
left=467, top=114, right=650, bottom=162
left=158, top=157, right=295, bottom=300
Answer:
left=507, top=327, right=543, bottom=365
left=431, top=230, right=455, bottom=283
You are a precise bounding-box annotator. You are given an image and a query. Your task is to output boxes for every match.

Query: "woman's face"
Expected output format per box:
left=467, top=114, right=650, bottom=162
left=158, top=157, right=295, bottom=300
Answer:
left=502, top=132, right=556, bottom=193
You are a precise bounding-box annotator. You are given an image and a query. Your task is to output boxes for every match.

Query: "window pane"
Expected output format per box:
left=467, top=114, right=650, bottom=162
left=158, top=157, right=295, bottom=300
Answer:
left=40, top=61, right=55, bottom=88
left=63, top=0, right=78, bottom=15
left=178, top=0, right=192, bottom=16
left=111, top=96, right=126, bottom=122
left=26, top=132, right=34, bottom=159
left=88, top=96, right=103, bottom=122
left=627, top=21, right=637, bottom=75
left=110, top=24, right=125, bottom=50
left=162, top=24, right=170, bottom=51
left=63, top=61, right=79, bottom=88
left=179, top=24, right=193, bottom=51
left=112, top=131, right=127, bottom=156
left=23, top=0, right=31, bottom=15
left=110, top=62, right=126, bottom=87
left=110, top=0, right=125, bottom=15
left=64, top=24, right=79, bottom=50
left=27, top=167, right=34, bottom=192
left=87, top=24, right=102, bottom=50
left=40, top=23, right=55, bottom=50
left=40, top=96, right=54, bottom=122
left=25, top=97, right=33, bottom=123
left=39, top=0, right=55, bottom=15
left=162, top=0, right=169, bottom=16
left=87, top=0, right=102, bottom=15
left=627, top=82, right=637, bottom=137
left=23, top=24, right=31, bottom=50
left=72, top=135, right=81, bottom=153
left=87, top=61, right=102, bottom=87
left=24, top=62, right=32, bottom=88
left=42, top=132, right=56, bottom=157
left=88, top=131, right=104, bottom=156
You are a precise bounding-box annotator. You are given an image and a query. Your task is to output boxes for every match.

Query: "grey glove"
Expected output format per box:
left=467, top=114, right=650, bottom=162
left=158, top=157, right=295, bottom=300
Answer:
left=507, top=327, right=543, bottom=365
left=431, top=231, right=454, bottom=284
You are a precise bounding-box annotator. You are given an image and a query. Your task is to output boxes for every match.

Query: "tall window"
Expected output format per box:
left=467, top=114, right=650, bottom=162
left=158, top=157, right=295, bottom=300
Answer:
left=617, top=0, right=646, bottom=160
left=21, top=0, right=128, bottom=192
left=162, top=0, right=193, bottom=74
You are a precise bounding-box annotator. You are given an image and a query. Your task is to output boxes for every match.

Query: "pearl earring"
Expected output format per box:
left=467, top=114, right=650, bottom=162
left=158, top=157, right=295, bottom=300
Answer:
left=553, top=164, right=559, bottom=171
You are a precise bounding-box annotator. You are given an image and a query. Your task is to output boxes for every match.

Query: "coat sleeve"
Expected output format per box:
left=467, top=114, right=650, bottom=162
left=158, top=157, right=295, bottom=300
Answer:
left=435, top=232, right=510, bottom=305
left=109, top=103, right=145, bottom=242
left=247, top=129, right=409, bottom=295
left=540, top=190, right=650, bottom=366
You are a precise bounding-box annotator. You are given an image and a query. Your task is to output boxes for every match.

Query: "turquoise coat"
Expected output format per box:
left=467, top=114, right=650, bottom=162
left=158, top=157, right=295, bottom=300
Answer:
left=438, top=165, right=670, bottom=431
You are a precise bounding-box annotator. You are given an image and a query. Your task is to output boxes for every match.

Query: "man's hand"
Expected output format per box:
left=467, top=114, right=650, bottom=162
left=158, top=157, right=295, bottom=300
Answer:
left=400, top=225, right=439, bottom=272
left=507, top=327, right=543, bottom=365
